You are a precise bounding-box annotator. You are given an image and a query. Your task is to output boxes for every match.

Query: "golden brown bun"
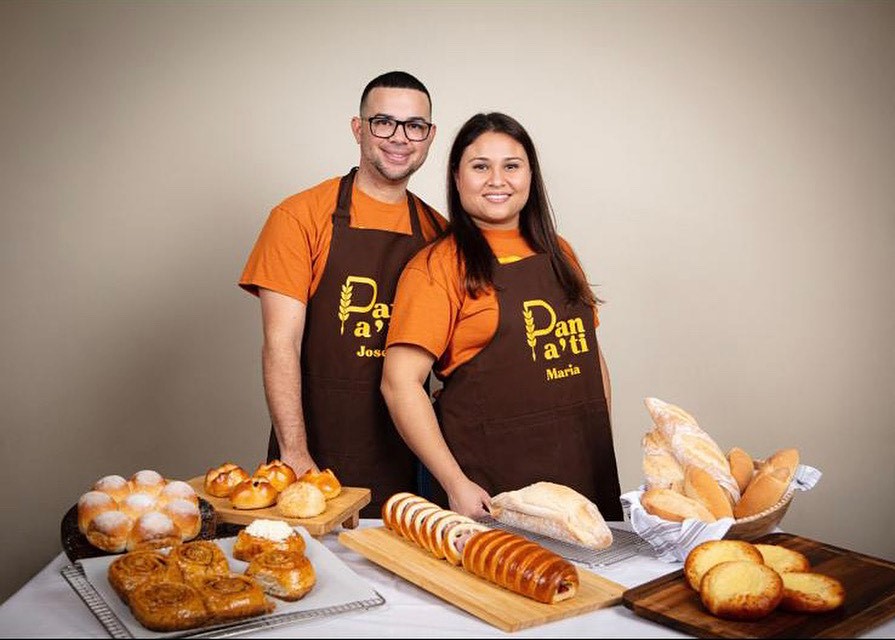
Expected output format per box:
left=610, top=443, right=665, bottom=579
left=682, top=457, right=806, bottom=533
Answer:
left=253, top=460, right=298, bottom=493
left=93, top=475, right=131, bottom=502
left=157, top=480, right=199, bottom=508
left=683, top=466, right=734, bottom=520
left=107, top=550, right=182, bottom=603
left=127, top=511, right=182, bottom=552
left=245, top=550, right=316, bottom=601
left=86, top=511, right=134, bottom=554
left=641, top=488, right=716, bottom=524
left=230, top=478, right=278, bottom=510
left=129, top=581, right=210, bottom=631
left=727, top=447, right=754, bottom=494
left=169, top=541, right=229, bottom=585
left=78, top=491, right=118, bottom=534
left=196, top=573, right=274, bottom=621
left=232, top=524, right=306, bottom=562
left=754, top=543, right=811, bottom=574
left=762, top=448, right=800, bottom=481
left=204, top=463, right=250, bottom=498
left=684, top=539, right=764, bottom=591
left=276, top=481, right=326, bottom=518
left=733, top=466, right=791, bottom=519
left=119, top=492, right=157, bottom=521
left=441, top=521, right=491, bottom=566
left=297, top=468, right=342, bottom=500
left=779, top=572, right=845, bottom=613
left=699, top=560, right=783, bottom=620
left=162, top=499, right=202, bottom=541
left=129, top=470, right=166, bottom=498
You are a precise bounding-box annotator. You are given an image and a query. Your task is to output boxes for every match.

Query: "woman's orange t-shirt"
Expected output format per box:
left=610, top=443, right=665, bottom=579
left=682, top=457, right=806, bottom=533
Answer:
left=386, top=227, right=600, bottom=378
left=239, top=176, right=445, bottom=302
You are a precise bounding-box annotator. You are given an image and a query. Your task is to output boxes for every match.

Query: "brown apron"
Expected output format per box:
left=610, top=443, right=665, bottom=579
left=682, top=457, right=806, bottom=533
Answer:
left=268, top=167, right=438, bottom=517
left=432, top=253, right=624, bottom=520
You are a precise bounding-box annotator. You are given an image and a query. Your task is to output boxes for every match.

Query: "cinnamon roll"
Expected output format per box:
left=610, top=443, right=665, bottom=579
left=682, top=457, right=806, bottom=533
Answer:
left=169, top=541, right=230, bottom=585
left=196, top=574, right=274, bottom=621
left=245, top=550, right=316, bottom=601
left=107, top=550, right=182, bottom=603
left=128, top=580, right=211, bottom=631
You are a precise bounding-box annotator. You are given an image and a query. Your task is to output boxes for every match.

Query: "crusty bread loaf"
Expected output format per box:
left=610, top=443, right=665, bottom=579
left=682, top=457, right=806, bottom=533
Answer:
left=683, top=465, right=734, bottom=520
left=642, top=488, right=716, bottom=524
left=727, top=447, right=754, bottom=494
left=754, top=543, right=810, bottom=574
left=779, top=571, right=845, bottom=613
left=699, top=560, right=783, bottom=620
left=642, top=429, right=685, bottom=491
left=684, top=539, right=764, bottom=591
left=489, top=482, right=613, bottom=550
left=733, top=466, right=791, bottom=519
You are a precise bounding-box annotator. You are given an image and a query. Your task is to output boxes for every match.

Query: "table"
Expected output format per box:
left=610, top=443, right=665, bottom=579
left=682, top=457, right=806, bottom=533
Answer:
left=1, top=520, right=892, bottom=638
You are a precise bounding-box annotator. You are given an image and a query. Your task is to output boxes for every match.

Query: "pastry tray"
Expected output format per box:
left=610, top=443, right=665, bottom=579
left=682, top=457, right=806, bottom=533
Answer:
left=479, top=516, right=656, bottom=567
left=61, top=528, right=384, bottom=639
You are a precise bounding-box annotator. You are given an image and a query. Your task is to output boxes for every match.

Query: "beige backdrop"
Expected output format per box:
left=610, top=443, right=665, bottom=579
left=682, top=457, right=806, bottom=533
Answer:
left=1, top=0, right=893, bottom=604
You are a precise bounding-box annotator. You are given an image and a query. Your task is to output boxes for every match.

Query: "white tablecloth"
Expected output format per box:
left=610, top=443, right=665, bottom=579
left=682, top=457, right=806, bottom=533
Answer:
left=0, top=520, right=892, bottom=638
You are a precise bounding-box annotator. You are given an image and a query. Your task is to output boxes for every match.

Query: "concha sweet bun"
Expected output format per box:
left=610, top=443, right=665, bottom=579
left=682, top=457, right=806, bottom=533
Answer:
left=93, top=475, right=131, bottom=502
left=157, top=480, right=199, bottom=508
left=204, top=463, right=250, bottom=498
left=120, top=492, right=158, bottom=521
left=128, top=511, right=182, bottom=552
left=253, top=460, right=298, bottom=493
left=78, top=490, right=119, bottom=534
left=230, top=477, right=278, bottom=509
left=276, top=481, right=326, bottom=518
left=163, top=498, right=202, bottom=541
left=129, top=470, right=166, bottom=497
left=86, top=510, right=134, bottom=553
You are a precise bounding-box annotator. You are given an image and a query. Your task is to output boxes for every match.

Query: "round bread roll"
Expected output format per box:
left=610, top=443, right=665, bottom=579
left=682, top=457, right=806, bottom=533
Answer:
left=93, top=475, right=131, bottom=502
left=700, top=560, right=784, bottom=620
left=78, top=490, right=119, bottom=534
left=230, top=477, right=278, bottom=510
left=277, top=481, right=326, bottom=518
left=120, top=492, right=158, bottom=521
left=683, top=465, right=734, bottom=520
left=204, top=463, right=250, bottom=498
left=726, top=447, right=754, bottom=494
left=684, top=539, right=764, bottom=591
left=163, top=498, right=202, bottom=541
left=129, top=470, right=166, bottom=498
left=253, top=460, right=298, bottom=493
left=86, top=510, right=134, bottom=553
left=246, top=550, right=316, bottom=601
left=779, top=571, right=845, bottom=613
left=298, top=468, right=342, bottom=500
left=754, top=543, right=811, bottom=574
left=157, top=480, right=199, bottom=508
left=127, top=511, right=182, bottom=552
left=641, top=488, right=716, bottom=524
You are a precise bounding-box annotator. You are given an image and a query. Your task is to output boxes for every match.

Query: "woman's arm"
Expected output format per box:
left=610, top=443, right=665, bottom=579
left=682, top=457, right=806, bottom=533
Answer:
left=597, top=339, right=611, bottom=414
left=381, top=344, right=490, bottom=517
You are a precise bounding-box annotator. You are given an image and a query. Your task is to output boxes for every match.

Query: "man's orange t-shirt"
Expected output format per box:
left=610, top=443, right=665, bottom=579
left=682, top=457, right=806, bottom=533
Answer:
left=240, top=176, right=445, bottom=302
left=386, top=227, right=600, bottom=378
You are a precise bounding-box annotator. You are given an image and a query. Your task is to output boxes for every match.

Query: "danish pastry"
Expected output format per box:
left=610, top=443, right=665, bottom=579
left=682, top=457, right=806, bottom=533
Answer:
left=245, top=550, right=316, bottom=601
left=107, top=550, right=182, bottom=603
left=779, top=572, right=845, bottom=613
left=196, top=573, right=274, bottom=621
left=253, top=460, right=298, bottom=492
left=699, top=560, right=783, bottom=620
left=684, top=539, right=764, bottom=591
left=204, top=462, right=250, bottom=498
left=128, top=580, right=210, bottom=631
left=232, top=519, right=306, bottom=562
left=754, top=543, right=811, bottom=574
left=169, top=540, right=230, bottom=585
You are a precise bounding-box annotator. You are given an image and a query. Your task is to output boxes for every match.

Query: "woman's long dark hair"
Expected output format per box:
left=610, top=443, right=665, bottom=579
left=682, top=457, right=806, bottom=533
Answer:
left=441, top=112, right=597, bottom=307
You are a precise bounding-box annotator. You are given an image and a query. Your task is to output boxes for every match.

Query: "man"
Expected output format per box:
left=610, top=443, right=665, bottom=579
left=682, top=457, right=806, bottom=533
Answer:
left=239, top=71, right=445, bottom=516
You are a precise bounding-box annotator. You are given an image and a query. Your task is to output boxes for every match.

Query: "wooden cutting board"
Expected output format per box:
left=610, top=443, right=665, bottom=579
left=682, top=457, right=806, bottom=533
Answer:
left=623, top=532, right=895, bottom=638
left=339, top=526, right=624, bottom=632
left=187, top=476, right=370, bottom=536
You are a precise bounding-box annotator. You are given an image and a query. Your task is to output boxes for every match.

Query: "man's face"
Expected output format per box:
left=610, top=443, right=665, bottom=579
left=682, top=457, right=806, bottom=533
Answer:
left=352, top=87, right=435, bottom=184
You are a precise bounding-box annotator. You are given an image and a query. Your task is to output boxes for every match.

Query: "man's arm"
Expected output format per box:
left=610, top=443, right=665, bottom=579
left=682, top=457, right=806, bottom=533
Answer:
left=259, top=288, right=317, bottom=475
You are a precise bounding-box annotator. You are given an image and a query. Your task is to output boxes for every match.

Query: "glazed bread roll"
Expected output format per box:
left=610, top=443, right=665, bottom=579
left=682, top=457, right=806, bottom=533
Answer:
left=726, top=447, right=754, bottom=494
left=196, top=574, right=274, bottom=621
left=107, top=549, right=182, bottom=603
left=408, top=504, right=444, bottom=551
left=682, top=466, right=734, bottom=520
left=157, top=480, right=199, bottom=508
left=129, top=470, right=166, bottom=498
left=119, top=493, right=157, bottom=521
left=230, top=477, right=278, bottom=510
left=127, top=511, right=182, bottom=552
left=754, top=543, right=810, bottom=574
left=232, top=519, right=306, bottom=562
left=169, top=541, right=229, bottom=585
left=684, top=539, right=764, bottom=591
left=129, top=581, right=210, bottom=631
left=246, top=550, right=316, bottom=601
left=699, top=560, right=784, bottom=620
left=641, top=488, right=716, bottom=524
left=779, top=572, right=845, bottom=613
left=442, top=521, right=491, bottom=566
left=163, top=498, right=202, bottom=541
left=381, top=492, right=418, bottom=528
left=461, top=529, right=579, bottom=604
left=93, top=475, right=131, bottom=502
left=733, top=466, right=791, bottom=519
left=204, top=463, right=250, bottom=498
left=78, top=491, right=118, bottom=534
left=253, top=460, right=298, bottom=493
left=86, top=511, right=134, bottom=554
left=642, top=428, right=685, bottom=491
left=297, top=468, right=342, bottom=500
left=276, top=481, right=326, bottom=518
left=490, top=481, right=613, bottom=550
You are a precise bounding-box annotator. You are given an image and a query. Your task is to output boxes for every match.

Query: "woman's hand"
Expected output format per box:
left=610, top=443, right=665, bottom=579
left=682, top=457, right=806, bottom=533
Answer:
left=446, top=476, right=491, bottom=519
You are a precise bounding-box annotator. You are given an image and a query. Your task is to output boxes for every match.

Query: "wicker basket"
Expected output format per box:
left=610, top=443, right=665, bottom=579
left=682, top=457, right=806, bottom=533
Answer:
left=724, top=485, right=796, bottom=541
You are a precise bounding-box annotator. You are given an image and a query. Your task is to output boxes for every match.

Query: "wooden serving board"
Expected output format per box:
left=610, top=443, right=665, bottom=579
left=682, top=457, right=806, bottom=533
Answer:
left=623, top=532, right=895, bottom=638
left=339, top=526, right=624, bottom=632
left=187, top=476, right=369, bottom=536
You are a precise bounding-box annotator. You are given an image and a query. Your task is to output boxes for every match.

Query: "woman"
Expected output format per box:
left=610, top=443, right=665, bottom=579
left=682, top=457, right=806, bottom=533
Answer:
left=381, top=113, right=622, bottom=520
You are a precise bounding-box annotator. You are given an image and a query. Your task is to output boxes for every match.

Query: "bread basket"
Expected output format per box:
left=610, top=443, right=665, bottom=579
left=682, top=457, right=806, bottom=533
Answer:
left=724, top=486, right=795, bottom=541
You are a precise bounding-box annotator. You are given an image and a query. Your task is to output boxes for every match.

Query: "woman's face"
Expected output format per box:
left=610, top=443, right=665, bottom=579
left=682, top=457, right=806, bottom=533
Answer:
left=454, top=131, right=531, bottom=230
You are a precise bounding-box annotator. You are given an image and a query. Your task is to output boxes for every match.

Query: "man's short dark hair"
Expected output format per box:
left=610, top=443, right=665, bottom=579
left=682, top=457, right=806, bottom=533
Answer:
left=360, top=71, right=431, bottom=114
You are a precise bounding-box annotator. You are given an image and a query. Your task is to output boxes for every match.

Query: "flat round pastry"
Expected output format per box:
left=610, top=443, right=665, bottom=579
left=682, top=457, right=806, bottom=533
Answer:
left=699, top=560, right=783, bottom=620
left=253, top=460, right=298, bottom=492
left=298, top=468, right=342, bottom=500
left=129, top=470, right=166, bottom=497
left=232, top=519, right=306, bottom=562
left=78, top=491, right=118, bottom=534
left=86, top=510, right=134, bottom=554
left=127, top=511, right=183, bottom=552
left=779, top=571, right=845, bottom=613
left=230, top=477, right=278, bottom=510
left=684, top=539, right=764, bottom=591
left=276, top=481, right=326, bottom=518
left=157, top=480, right=199, bottom=508
left=107, top=550, right=182, bottom=603
left=93, top=475, right=131, bottom=502
left=169, top=540, right=230, bottom=585
left=246, top=549, right=316, bottom=601
left=129, top=580, right=210, bottom=632
left=204, top=463, right=250, bottom=498
left=163, top=498, right=202, bottom=541
left=196, top=573, right=274, bottom=621
left=754, top=543, right=811, bottom=574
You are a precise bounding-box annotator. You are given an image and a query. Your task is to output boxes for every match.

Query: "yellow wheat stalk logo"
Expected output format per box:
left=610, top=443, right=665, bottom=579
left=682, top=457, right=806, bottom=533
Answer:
left=337, top=275, right=378, bottom=335
left=523, top=308, right=537, bottom=361
left=338, top=283, right=353, bottom=335
left=522, top=299, right=557, bottom=362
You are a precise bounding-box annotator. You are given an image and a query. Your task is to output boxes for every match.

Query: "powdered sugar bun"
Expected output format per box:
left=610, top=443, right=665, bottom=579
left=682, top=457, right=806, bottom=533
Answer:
left=93, top=475, right=131, bottom=502
left=120, top=492, right=158, bottom=520
left=86, top=510, right=133, bottom=553
left=78, top=491, right=118, bottom=534
left=129, top=470, right=166, bottom=497
left=157, top=480, right=198, bottom=508
left=127, top=511, right=181, bottom=552
left=163, top=498, right=202, bottom=541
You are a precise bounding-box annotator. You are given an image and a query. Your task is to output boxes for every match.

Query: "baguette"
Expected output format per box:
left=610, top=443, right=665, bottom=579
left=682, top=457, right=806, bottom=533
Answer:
left=733, top=466, right=791, bottom=519
left=683, top=465, right=733, bottom=520
left=727, top=447, right=754, bottom=494
left=641, top=487, right=716, bottom=523
left=642, top=429, right=685, bottom=491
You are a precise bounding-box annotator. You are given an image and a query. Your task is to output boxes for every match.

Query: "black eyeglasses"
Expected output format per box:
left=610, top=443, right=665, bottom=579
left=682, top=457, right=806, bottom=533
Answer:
left=367, top=116, right=433, bottom=141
